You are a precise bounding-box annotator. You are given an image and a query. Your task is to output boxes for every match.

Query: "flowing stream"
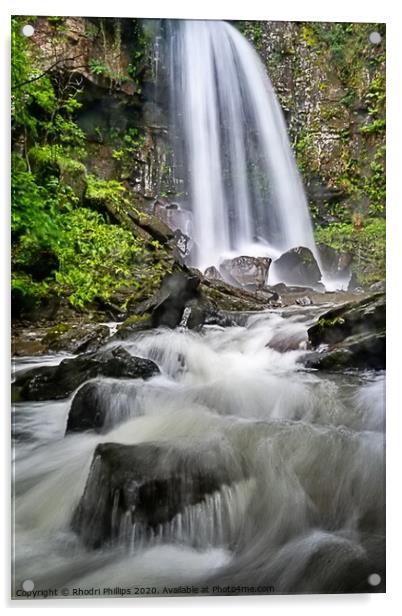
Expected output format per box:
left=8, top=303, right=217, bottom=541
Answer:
left=165, top=20, right=319, bottom=273
left=12, top=307, right=385, bottom=596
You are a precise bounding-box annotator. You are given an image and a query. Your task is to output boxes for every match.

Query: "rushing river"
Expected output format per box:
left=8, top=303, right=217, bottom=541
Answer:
left=12, top=305, right=385, bottom=597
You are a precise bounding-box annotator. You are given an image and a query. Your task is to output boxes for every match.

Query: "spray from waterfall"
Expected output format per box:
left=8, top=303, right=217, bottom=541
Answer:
left=164, top=20, right=321, bottom=278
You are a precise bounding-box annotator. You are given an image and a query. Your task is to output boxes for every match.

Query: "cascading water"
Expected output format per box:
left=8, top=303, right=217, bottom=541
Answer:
left=165, top=20, right=319, bottom=274
left=12, top=307, right=385, bottom=596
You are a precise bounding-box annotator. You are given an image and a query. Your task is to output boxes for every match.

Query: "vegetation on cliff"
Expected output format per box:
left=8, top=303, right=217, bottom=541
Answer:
left=11, top=16, right=169, bottom=317
left=242, top=20, right=385, bottom=285
left=11, top=16, right=386, bottom=320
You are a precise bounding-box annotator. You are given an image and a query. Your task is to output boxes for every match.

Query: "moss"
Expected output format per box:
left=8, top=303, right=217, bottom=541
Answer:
left=317, top=316, right=345, bottom=329
left=314, top=218, right=385, bottom=286
left=121, top=313, right=150, bottom=327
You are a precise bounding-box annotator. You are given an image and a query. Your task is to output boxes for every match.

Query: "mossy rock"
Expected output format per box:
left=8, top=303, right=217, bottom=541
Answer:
left=308, top=292, right=385, bottom=347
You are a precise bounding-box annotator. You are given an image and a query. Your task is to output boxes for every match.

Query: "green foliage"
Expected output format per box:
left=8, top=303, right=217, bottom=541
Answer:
left=315, top=218, right=385, bottom=285
left=110, top=128, right=146, bottom=179
left=89, top=58, right=108, bottom=76
left=54, top=209, right=145, bottom=309
left=360, top=119, right=386, bottom=135
left=241, top=22, right=264, bottom=51
left=11, top=17, right=169, bottom=315
left=86, top=176, right=126, bottom=206
left=127, top=19, right=152, bottom=84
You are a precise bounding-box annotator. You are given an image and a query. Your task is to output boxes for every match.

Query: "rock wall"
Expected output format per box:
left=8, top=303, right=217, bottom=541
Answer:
left=241, top=21, right=386, bottom=226
left=26, top=17, right=175, bottom=208
left=28, top=17, right=385, bottom=225
left=23, top=17, right=385, bottom=288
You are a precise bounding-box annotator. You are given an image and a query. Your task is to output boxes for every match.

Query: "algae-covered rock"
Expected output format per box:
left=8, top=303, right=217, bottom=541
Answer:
left=304, top=292, right=385, bottom=370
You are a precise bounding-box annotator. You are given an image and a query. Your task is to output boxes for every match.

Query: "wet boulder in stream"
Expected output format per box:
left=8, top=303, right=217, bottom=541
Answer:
left=12, top=346, right=159, bottom=401
left=220, top=256, right=271, bottom=289
left=273, top=246, right=321, bottom=287
left=66, top=379, right=138, bottom=434
left=150, top=271, right=202, bottom=328
left=304, top=292, right=385, bottom=370
left=72, top=442, right=245, bottom=550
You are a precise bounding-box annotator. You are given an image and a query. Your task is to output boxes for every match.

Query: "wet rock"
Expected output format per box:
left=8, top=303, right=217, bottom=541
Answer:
left=370, top=280, right=386, bottom=292
left=12, top=346, right=159, bottom=401
left=204, top=266, right=223, bottom=282
left=41, top=323, right=110, bottom=354
left=304, top=331, right=385, bottom=370
left=66, top=381, right=108, bottom=433
left=308, top=292, right=385, bottom=347
left=172, top=228, right=193, bottom=262
left=347, top=272, right=359, bottom=291
left=153, top=198, right=193, bottom=236
left=267, top=331, right=308, bottom=353
left=201, top=278, right=272, bottom=312
left=111, top=315, right=152, bottom=341
left=66, top=380, right=136, bottom=434
left=220, top=256, right=271, bottom=289
left=151, top=272, right=202, bottom=328
left=273, top=246, right=321, bottom=287
left=295, top=296, right=313, bottom=306
left=181, top=298, right=207, bottom=330
left=304, top=292, right=385, bottom=370
left=72, top=441, right=243, bottom=549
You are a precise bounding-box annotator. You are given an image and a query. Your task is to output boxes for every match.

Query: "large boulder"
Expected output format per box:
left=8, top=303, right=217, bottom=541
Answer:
left=220, top=256, right=271, bottom=289
left=65, top=379, right=137, bottom=434
left=151, top=272, right=201, bottom=329
left=72, top=442, right=244, bottom=549
left=204, top=266, right=223, bottom=282
left=304, top=292, right=385, bottom=370
left=201, top=277, right=276, bottom=312
left=41, top=323, right=110, bottom=354
left=273, top=247, right=321, bottom=287
left=12, top=346, right=159, bottom=402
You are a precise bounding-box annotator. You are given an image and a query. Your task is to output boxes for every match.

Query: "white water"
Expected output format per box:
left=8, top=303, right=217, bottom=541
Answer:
left=167, top=20, right=318, bottom=273
left=12, top=308, right=385, bottom=596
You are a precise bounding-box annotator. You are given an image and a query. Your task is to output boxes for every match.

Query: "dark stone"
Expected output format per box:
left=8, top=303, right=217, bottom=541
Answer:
left=182, top=298, right=206, bottom=330
left=151, top=272, right=201, bottom=329
left=304, top=292, right=385, bottom=370
left=304, top=331, right=385, bottom=370
left=267, top=331, right=308, bottom=353
left=273, top=247, right=321, bottom=287
left=66, top=382, right=107, bottom=433
left=170, top=228, right=193, bottom=263
left=72, top=441, right=244, bottom=549
left=308, top=292, right=385, bottom=347
left=201, top=277, right=274, bottom=312
left=220, top=256, right=271, bottom=289
left=12, top=346, right=159, bottom=401
left=65, top=379, right=136, bottom=434
left=111, top=317, right=153, bottom=341
left=41, top=323, right=110, bottom=354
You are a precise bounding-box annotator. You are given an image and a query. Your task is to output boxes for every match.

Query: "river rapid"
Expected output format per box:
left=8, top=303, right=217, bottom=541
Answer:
left=12, top=304, right=385, bottom=597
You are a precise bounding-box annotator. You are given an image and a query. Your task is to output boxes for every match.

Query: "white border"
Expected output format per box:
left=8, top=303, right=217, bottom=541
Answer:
left=2, top=0, right=402, bottom=613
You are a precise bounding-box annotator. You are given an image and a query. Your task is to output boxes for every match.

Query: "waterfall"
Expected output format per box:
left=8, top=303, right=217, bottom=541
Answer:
left=165, top=20, right=318, bottom=272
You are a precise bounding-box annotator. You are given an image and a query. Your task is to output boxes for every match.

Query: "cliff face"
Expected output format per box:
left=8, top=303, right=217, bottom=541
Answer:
left=241, top=21, right=386, bottom=226
left=27, top=17, right=385, bottom=224
left=15, top=16, right=385, bottom=305
left=26, top=17, right=175, bottom=203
